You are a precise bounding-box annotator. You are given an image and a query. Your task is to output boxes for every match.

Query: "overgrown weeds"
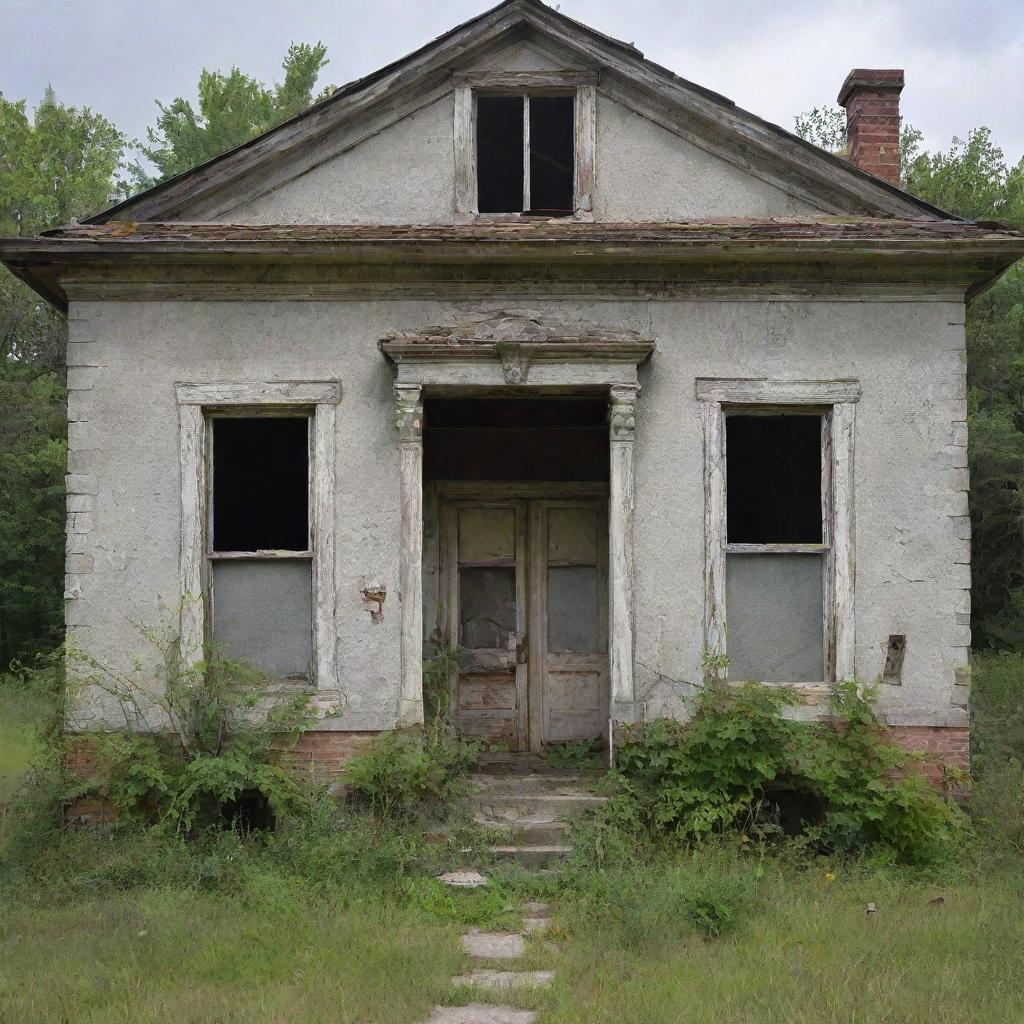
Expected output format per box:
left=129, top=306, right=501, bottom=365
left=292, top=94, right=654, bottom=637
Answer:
left=580, top=681, right=965, bottom=865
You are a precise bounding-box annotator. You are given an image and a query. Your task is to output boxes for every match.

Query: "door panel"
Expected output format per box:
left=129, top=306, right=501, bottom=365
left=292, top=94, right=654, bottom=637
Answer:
left=441, top=494, right=607, bottom=752
left=531, top=501, right=609, bottom=749
left=447, top=501, right=527, bottom=748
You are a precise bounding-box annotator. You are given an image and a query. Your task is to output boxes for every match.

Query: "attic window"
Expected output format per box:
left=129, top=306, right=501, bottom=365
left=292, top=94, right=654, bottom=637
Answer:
left=476, top=94, right=574, bottom=215
left=454, top=72, right=595, bottom=219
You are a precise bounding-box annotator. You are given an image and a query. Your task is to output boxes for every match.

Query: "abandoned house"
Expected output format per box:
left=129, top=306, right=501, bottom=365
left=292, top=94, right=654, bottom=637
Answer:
left=3, top=0, right=1024, bottom=786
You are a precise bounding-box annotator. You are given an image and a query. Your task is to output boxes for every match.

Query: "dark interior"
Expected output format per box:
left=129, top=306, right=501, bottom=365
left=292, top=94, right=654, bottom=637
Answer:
left=477, top=94, right=524, bottom=213
left=528, top=95, right=574, bottom=214
left=212, top=416, right=309, bottom=552
left=424, top=396, right=608, bottom=482
left=726, top=414, right=822, bottom=544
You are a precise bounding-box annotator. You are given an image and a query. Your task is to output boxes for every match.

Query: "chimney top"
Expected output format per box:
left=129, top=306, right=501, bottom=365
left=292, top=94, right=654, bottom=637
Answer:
left=837, top=69, right=904, bottom=108
left=837, top=69, right=905, bottom=187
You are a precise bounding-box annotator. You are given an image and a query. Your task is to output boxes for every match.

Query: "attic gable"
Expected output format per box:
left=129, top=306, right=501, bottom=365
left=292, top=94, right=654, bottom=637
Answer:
left=90, top=0, right=950, bottom=225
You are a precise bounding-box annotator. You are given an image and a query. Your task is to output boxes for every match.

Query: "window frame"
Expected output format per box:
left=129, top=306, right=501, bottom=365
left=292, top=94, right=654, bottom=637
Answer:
left=697, top=378, right=860, bottom=685
left=175, top=381, right=340, bottom=692
left=453, top=70, right=597, bottom=221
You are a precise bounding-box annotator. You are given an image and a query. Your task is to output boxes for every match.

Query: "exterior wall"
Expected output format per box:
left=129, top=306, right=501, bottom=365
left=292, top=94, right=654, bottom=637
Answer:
left=594, top=94, right=826, bottom=220
left=66, top=291, right=969, bottom=744
left=215, top=95, right=457, bottom=225
left=206, top=92, right=824, bottom=226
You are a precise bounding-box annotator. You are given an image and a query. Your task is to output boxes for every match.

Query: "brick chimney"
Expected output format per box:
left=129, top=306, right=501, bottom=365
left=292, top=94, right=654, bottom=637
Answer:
left=837, top=69, right=905, bottom=187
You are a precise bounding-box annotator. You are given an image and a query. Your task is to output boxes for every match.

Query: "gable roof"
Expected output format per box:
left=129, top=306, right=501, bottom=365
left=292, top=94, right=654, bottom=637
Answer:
left=88, top=0, right=952, bottom=224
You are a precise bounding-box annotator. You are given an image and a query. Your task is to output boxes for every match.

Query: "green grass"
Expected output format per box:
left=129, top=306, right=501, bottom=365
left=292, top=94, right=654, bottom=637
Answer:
left=0, top=890, right=462, bottom=1024
left=530, top=859, right=1024, bottom=1024
left=3, top=665, right=1024, bottom=1023
left=0, top=685, right=40, bottom=806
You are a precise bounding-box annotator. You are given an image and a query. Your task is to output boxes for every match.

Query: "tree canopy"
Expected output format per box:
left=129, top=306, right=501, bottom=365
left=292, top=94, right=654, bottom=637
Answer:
left=134, top=42, right=330, bottom=187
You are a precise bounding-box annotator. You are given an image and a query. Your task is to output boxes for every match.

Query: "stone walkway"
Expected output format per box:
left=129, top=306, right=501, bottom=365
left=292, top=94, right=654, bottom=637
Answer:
left=422, top=891, right=555, bottom=1024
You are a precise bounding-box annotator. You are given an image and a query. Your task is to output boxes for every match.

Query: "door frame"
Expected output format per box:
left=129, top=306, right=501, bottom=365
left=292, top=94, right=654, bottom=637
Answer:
left=438, top=481, right=609, bottom=752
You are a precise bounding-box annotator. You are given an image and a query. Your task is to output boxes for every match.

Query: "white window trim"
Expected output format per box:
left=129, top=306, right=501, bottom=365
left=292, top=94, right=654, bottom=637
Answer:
left=175, top=381, right=340, bottom=691
left=453, top=70, right=597, bottom=220
left=697, top=378, right=859, bottom=684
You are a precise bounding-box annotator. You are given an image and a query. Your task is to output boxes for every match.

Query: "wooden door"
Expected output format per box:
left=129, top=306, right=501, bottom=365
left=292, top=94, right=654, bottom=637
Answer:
left=443, top=501, right=529, bottom=749
left=529, top=501, right=609, bottom=749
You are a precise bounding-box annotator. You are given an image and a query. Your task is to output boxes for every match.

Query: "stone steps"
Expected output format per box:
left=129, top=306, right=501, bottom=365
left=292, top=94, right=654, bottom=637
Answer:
left=422, top=899, right=555, bottom=1024
left=468, top=759, right=607, bottom=865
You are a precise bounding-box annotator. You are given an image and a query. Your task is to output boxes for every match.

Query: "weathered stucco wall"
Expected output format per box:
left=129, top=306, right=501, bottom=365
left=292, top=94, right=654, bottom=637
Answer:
left=66, top=290, right=968, bottom=734
left=593, top=94, right=826, bottom=220
left=208, top=90, right=824, bottom=225
left=214, top=95, right=458, bottom=225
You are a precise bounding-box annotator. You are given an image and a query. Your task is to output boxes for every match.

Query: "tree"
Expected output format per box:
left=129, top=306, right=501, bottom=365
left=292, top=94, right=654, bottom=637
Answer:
left=135, top=42, right=330, bottom=186
left=797, top=105, right=1024, bottom=648
left=0, top=90, right=127, bottom=666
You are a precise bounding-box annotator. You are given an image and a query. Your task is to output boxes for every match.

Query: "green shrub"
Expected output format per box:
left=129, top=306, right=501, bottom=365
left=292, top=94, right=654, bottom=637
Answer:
left=606, top=681, right=965, bottom=863
left=971, top=651, right=1024, bottom=775
left=64, top=632, right=318, bottom=831
left=343, top=729, right=478, bottom=818
left=972, top=759, right=1024, bottom=854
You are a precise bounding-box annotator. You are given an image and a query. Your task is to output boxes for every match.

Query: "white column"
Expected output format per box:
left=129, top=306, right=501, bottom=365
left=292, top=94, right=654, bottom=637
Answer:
left=609, top=383, right=641, bottom=722
left=395, top=383, right=424, bottom=726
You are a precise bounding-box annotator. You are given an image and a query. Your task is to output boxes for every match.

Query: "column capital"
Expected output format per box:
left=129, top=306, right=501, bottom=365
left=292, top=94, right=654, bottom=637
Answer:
left=394, top=383, right=424, bottom=444
left=609, top=383, right=640, bottom=442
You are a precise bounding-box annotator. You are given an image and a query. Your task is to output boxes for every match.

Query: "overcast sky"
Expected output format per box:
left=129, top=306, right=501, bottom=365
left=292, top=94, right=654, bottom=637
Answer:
left=3, top=0, right=1023, bottom=165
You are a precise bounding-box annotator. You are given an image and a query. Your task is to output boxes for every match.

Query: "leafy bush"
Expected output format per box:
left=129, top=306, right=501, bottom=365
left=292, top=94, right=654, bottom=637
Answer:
left=971, top=651, right=1024, bottom=775
left=606, top=681, right=965, bottom=863
left=343, top=729, right=478, bottom=818
left=65, top=632, right=319, bottom=831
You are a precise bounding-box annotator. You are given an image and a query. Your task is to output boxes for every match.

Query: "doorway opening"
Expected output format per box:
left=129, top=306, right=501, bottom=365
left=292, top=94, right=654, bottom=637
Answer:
left=423, top=395, right=610, bottom=753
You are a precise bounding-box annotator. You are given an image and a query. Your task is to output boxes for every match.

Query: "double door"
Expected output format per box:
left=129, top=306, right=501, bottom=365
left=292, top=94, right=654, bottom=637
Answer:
left=441, top=494, right=609, bottom=752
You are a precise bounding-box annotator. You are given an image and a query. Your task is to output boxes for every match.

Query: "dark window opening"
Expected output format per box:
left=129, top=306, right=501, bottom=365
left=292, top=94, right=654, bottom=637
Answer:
left=424, top=397, right=608, bottom=482
left=528, top=95, right=574, bottom=214
left=726, top=415, right=822, bottom=544
left=477, top=95, right=524, bottom=213
left=212, top=417, right=309, bottom=551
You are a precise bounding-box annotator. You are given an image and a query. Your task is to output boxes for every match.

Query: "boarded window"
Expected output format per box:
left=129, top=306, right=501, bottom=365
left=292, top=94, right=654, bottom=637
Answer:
left=212, top=560, right=312, bottom=680
left=476, top=94, right=574, bottom=215
left=725, top=413, right=825, bottom=682
left=209, top=414, right=313, bottom=682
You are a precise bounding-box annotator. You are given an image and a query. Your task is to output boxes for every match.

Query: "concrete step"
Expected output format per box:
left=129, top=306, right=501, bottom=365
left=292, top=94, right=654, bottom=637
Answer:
left=470, top=772, right=603, bottom=795
left=474, top=814, right=569, bottom=845
left=488, top=844, right=573, bottom=867
left=471, top=792, right=607, bottom=822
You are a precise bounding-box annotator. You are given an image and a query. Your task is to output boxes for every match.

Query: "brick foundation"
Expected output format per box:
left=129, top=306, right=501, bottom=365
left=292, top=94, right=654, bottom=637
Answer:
left=886, top=725, right=970, bottom=789
left=276, top=730, right=381, bottom=778
left=63, top=729, right=382, bottom=824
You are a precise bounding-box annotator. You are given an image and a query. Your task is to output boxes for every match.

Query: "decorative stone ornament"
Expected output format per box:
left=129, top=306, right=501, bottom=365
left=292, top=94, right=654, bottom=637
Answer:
left=394, top=383, right=424, bottom=443
left=608, top=384, right=639, bottom=441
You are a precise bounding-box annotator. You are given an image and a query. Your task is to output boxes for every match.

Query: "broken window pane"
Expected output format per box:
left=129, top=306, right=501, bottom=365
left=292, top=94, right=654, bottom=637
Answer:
left=477, top=95, right=524, bottom=213
left=212, top=560, right=312, bottom=681
left=548, top=566, right=599, bottom=653
left=460, top=566, right=516, bottom=649
left=212, top=417, right=309, bottom=552
left=726, top=553, right=824, bottom=682
left=528, top=95, right=574, bottom=213
left=726, top=415, right=822, bottom=544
